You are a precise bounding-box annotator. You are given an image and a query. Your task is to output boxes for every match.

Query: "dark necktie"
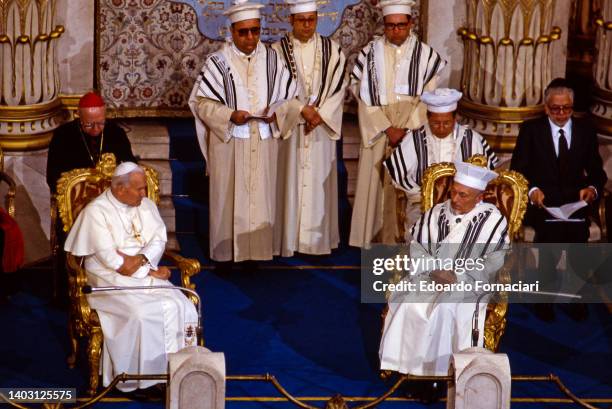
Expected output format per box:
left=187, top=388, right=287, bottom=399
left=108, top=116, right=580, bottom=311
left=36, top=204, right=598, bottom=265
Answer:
left=558, top=129, right=569, bottom=175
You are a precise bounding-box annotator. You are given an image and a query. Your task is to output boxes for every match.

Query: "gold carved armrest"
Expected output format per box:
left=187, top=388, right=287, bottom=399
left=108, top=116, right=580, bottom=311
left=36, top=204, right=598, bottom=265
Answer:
left=0, top=170, right=16, bottom=217
left=163, top=250, right=201, bottom=305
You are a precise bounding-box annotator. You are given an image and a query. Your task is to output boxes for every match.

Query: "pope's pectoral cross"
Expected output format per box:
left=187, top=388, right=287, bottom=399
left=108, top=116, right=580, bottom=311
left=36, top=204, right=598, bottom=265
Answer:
left=132, top=221, right=144, bottom=245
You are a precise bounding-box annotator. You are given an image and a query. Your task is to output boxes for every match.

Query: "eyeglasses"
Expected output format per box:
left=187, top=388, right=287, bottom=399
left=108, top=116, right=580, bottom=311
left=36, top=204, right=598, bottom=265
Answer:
left=384, top=22, right=410, bottom=31
left=429, top=120, right=454, bottom=128
left=548, top=104, right=573, bottom=114
left=293, top=17, right=316, bottom=25
left=236, top=27, right=261, bottom=37
left=81, top=120, right=106, bottom=129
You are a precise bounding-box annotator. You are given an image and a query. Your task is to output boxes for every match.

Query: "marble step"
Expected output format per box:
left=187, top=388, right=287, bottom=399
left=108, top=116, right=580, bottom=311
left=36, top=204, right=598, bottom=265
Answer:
left=159, top=195, right=176, bottom=232
left=123, top=120, right=170, bottom=160
left=166, top=232, right=180, bottom=252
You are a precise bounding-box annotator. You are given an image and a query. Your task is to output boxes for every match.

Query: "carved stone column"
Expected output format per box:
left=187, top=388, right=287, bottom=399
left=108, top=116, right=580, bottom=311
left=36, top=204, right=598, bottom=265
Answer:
left=592, top=0, right=612, bottom=136
left=457, top=0, right=566, bottom=152
left=0, top=0, right=64, bottom=151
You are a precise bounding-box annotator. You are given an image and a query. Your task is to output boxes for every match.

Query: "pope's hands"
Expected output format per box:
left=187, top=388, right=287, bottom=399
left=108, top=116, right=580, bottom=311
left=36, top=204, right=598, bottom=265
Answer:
left=116, top=251, right=144, bottom=276
left=150, top=266, right=172, bottom=280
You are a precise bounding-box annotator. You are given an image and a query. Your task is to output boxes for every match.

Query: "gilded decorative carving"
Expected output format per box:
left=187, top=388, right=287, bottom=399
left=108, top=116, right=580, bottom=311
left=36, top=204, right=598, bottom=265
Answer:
left=591, top=0, right=612, bottom=136
left=458, top=0, right=565, bottom=151
left=0, top=0, right=64, bottom=151
left=57, top=152, right=201, bottom=394
left=96, top=0, right=422, bottom=116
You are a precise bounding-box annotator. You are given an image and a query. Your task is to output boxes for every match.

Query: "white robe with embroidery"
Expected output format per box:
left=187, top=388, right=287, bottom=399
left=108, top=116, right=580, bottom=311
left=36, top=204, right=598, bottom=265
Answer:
left=189, top=41, right=300, bottom=261
left=379, top=200, right=509, bottom=376
left=64, top=190, right=198, bottom=391
left=272, top=33, right=347, bottom=256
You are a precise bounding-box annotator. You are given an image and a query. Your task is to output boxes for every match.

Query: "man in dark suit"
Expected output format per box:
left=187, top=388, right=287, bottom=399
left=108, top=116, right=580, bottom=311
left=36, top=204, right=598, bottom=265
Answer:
left=511, top=78, right=607, bottom=320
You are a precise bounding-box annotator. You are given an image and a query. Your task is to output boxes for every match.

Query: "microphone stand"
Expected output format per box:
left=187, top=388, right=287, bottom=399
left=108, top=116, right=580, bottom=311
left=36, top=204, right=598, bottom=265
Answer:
left=83, top=285, right=203, bottom=345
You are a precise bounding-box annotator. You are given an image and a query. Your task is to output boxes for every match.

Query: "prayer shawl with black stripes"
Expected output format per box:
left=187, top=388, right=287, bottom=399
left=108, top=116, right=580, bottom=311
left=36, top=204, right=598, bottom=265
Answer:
left=384, top=124, right=499, bottom=193
left=379, top=200, right=509, bottom=376
left=188, top=41, right=297, bottom=163
left=352, top=35, right=446, bottom=106
left=272, top=33, right=348, bottom=257
left=276, top=33, right=346, bottom=115
left=411, top=200, right=509, bottom=258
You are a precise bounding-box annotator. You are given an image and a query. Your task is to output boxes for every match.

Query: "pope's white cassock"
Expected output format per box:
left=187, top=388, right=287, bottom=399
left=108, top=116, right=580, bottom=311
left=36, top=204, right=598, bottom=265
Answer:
left=189, top=41, right=299, bottom=262
left=383, top=122, right=498, bottom=237
left=379, top=200, right=509, bottom=375
left=64, top=189, right=198, bottom=391
left=272, top=33, right=347, bottom=256
left=349, top=34, right=446, bottom=248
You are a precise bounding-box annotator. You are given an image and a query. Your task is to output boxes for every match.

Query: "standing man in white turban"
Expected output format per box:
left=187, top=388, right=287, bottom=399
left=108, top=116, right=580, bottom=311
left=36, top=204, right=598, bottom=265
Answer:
left=189, top=1, right=299, bottom=263
left=349, top=0, right=446, bottom=249
left=271, top=0, right=348, bottom=256
left=64, top=162, right=198, bottom=394
left=383, top=88, right=498, bottom=239
left=379, top=162, right=508, bottom=400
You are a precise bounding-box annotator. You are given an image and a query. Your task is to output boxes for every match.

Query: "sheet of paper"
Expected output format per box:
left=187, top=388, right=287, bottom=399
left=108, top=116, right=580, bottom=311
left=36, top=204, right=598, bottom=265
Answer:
left=250, top=99, right=288, bottom=120
left=544, top=200, right=587, bottom=221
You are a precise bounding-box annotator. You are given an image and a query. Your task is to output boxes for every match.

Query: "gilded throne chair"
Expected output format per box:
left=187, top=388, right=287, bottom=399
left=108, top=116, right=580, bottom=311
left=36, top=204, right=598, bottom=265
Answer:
left=55, top=153, right=202, bottom=395
left=419, top=155, right=528, bottom=351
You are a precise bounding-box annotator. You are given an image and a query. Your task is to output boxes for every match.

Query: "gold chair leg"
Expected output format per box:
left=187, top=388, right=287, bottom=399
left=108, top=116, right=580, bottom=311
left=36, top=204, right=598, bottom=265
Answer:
left=66, top=319, right=78, bottom=368
left=87, top=327, right=103, bottom=396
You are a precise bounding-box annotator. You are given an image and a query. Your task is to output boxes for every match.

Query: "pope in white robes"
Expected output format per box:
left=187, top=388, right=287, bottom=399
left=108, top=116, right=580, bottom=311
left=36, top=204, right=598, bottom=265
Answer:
left=272, top=0, right=348, bottom=256
left=379, top=162, right=509, bottom=376
left=349, top=0, right=446, bottom=248
left=64, top=162, right=198, bottom=392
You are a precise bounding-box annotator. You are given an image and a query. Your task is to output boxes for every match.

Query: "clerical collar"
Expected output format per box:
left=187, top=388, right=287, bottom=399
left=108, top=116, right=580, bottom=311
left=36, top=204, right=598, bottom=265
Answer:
left=107, top=189, right=129, bottom=209
left=231, top=41, right=259, bottom=59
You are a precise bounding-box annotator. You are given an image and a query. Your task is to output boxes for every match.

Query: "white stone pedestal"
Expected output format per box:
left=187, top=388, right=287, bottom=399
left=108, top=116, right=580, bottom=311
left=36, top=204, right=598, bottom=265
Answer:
left=167, top=346, right=226, bottom=409
left=447, top=347, right=511, bottom=409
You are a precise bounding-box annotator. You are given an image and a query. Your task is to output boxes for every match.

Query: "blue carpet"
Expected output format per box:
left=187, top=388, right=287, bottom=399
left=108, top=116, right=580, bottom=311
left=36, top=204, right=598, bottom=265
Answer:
left=0, top=119, right=610, bottom=408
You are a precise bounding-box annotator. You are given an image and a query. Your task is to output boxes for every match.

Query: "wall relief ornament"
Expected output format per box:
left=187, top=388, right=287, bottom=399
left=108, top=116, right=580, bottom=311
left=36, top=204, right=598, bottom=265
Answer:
left=97, top=0, right=421, bottom=116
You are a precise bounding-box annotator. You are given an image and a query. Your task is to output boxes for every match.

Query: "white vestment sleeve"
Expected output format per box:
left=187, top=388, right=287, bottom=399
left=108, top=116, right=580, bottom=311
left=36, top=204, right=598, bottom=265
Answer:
left=93, top=248, right=124, bottom=271
left=139, top=239, right=165, bottom=269
left=196, top=98, right=235, bottom=143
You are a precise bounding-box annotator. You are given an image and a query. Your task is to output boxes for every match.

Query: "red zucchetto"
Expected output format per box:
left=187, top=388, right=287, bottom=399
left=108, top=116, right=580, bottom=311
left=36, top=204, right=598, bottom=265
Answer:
left=78, top=92, right=105, bottom=108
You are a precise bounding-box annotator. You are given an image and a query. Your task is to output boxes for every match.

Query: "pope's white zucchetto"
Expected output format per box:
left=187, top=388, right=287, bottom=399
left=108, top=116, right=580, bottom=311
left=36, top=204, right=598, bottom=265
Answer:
left=379, top=0, right=416, bottom=16
left=113, top=162, right=143, bottom=178
left=287, top=0, right=317, bottom=14
left=223, top=0, right=264, bottom=24
left=454, top=161, right=498, bottom=191
left=421, top=88, right=463, bottom=113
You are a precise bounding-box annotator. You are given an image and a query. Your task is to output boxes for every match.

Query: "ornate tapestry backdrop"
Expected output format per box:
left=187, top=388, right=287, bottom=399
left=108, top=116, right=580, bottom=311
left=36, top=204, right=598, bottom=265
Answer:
left=97, top=0, right=422, bottom=116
